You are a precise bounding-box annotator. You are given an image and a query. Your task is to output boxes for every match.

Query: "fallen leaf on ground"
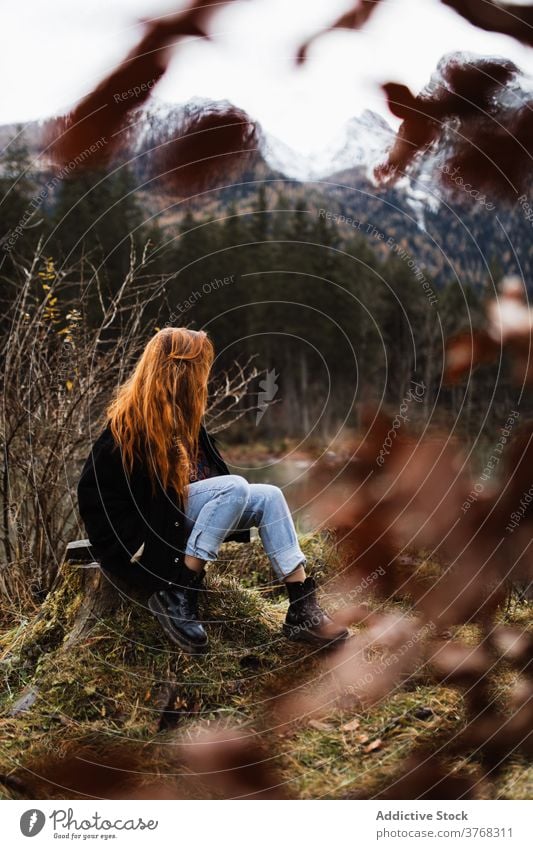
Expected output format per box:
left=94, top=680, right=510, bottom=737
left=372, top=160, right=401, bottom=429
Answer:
left=341, top=718, right=361, bottom=732
left=364, top=738, right=383, bottom=753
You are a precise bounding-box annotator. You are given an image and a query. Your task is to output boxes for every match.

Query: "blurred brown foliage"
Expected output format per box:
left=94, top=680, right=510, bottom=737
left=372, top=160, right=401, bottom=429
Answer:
left=443, top=0, right=533, bottom=48
left=44, top=1, right=239, bottom=171
left=23, top=0, right=533, bottom=800
left=298, top=2, right=533, bottom=201
left=42, top=0, right=533, bottom=203
left=145, top=103, right=259, bottom=195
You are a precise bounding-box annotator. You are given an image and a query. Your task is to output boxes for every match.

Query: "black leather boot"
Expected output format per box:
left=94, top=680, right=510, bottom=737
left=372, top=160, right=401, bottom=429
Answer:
left=283, top=577, right=349, bottom=647
left=148, top=564, right=209, bottom=654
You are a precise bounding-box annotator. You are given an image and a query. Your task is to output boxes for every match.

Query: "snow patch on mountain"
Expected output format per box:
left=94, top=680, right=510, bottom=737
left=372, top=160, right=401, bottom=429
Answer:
left=261, top=110, right=395, bottom=182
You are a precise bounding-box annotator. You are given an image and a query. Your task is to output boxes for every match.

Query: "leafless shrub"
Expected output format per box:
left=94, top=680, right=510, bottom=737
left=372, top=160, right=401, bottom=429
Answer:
left=0, top=242, right=261, bottom=619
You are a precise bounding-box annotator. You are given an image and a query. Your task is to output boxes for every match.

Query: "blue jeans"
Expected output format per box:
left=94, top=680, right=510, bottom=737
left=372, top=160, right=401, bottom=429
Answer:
left=183, top=475, right=306, bottom=580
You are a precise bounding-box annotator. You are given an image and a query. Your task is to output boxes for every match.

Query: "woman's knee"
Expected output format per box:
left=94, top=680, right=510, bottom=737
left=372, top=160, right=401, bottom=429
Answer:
left=222, top=474, right=250, bottom=504
left=249, top=482, right=284, bottom=506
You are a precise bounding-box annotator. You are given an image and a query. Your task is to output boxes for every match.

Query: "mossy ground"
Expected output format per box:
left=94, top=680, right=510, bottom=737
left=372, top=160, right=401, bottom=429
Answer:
left=0, top=534, right=531, bottom=800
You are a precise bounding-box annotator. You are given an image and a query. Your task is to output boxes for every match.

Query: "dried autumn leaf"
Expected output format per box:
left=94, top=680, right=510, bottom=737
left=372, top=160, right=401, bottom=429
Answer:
left=443, top=0, right=533, bottom=47
left=376, top=54, right=532, bottom=201
left=183, top=725, right=288, bottom=799
left=44, top=0, right=239, bottom=168
left=297, top=0, right=383, bottom=63
left=147, top=103, right=259, bottom=195
left=444, top=330, right=500, bottom=384
left=341, top=718, right=361, bottom=732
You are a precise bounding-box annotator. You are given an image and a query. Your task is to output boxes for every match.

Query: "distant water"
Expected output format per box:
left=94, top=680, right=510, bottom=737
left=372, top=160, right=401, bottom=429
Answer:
left=227, top=456, right=316, bottom=533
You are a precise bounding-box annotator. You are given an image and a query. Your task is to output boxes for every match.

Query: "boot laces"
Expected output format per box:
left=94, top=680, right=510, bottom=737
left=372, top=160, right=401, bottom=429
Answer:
left=292, top=585, right=326, bottom=624
left=165, top=584, right=200, bottom=619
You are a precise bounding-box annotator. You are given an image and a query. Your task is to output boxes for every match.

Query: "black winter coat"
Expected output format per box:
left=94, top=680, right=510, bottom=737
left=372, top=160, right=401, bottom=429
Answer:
left=77, top=424, right=249, bottom=594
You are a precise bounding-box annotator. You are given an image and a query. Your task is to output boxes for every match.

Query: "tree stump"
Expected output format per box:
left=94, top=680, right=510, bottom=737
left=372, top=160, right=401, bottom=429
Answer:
left=0, top=538, right=285, bottom=799
left=58, top=539, right=150, bottom=648
left=60, top=539, right=128, bottom=647
left=4, top=541, right=128, bottom=720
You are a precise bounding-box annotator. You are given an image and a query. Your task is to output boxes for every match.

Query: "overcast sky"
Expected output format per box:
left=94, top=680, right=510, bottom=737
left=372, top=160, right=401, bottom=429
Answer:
left=3, top=0, right=533, bottom=154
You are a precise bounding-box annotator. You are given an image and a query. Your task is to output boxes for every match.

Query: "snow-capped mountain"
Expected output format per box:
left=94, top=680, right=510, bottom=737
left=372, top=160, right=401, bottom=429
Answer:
left=261, top=109, right=395, bottom=182
left=123, top=97, right=395, bottom=183
left=1, top=95, right=532, bottom=287
left=1, top=97, right=397, bottom=189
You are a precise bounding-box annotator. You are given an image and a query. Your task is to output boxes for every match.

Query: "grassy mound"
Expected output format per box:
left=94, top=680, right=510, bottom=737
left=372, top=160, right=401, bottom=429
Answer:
left=0, top=534, right=531, bottom=799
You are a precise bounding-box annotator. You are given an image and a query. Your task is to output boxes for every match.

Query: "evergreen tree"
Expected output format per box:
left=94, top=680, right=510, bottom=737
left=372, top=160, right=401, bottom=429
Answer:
left=0, top=128, right=38, bottom=261
left=50, top=164, right=146, bottom=293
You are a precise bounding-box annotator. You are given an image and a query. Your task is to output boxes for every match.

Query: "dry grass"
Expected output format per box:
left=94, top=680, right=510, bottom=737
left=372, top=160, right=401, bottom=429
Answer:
left=0, top=534, right=531, bottom=800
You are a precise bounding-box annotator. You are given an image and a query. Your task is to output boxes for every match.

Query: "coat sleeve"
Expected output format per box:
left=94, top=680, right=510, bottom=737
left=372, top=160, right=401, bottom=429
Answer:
left=77, top=428, right=147, bottom=562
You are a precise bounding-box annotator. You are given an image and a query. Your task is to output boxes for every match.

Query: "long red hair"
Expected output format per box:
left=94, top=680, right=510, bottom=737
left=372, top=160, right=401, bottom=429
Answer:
left=106, top=327, right=214, bottom=498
